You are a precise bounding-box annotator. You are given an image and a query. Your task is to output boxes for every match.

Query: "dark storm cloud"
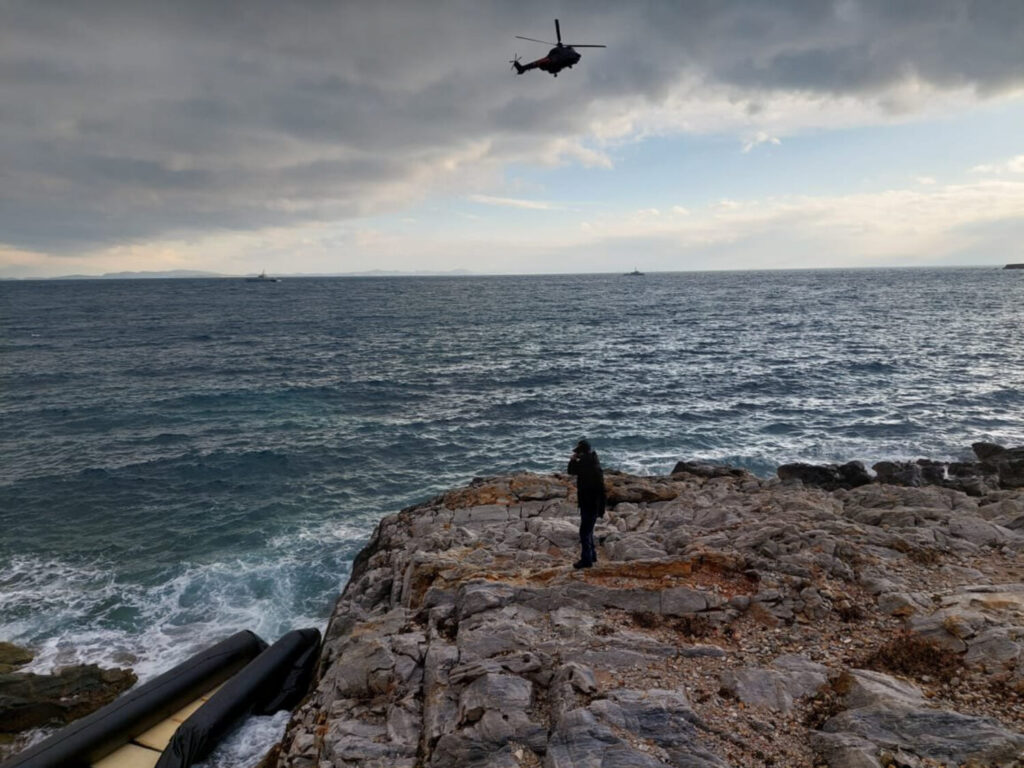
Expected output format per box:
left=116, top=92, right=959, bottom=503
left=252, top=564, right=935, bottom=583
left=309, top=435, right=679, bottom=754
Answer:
left=2, top=0, right=1022, bottom=252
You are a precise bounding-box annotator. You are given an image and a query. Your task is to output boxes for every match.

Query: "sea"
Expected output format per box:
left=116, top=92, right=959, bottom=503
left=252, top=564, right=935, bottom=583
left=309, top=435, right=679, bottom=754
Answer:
left=2, top=267, right=1023, bottom=764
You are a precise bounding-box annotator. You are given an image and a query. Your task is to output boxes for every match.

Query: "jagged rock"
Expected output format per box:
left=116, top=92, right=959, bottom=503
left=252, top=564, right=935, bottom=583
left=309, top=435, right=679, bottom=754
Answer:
left=821, top=705, right=1024, bottom=767
left=974, top=442, right=1008, bottom=461
left=0, top=644, right=33, bottom=675
left=0, top=663, right=137, bottom=732
left=969, top=443, right=1024, bottom=489
left=778, top=462, right=844, bottom=489
left=947, top=516, right=1012, bottom=547
left=443, top=474, right=568, bottom=510
left=777, top=461, right=871, bottom=490
left=837, top=461, right=874, bottom=488
left=872, top=461, right=924, bottom=487
left=605, top=472, right=681, bottom=505
left=265, top=463, right=1024, bottom=768
left=964, top=628, right=1022, bottom=669
left=603, top=533, right=669, bottom=561
left=719, top=654, right=827, bottom=712
left=809, top=730, right=882, bottom=768
left=671, top=460, right=749, bottom=479
left=840, top=669, right=926, bottom=709
left=876, top=592, right=929, bottom=617
left=457, top=673, right=531, bottom=725
left=548, top=689, right=729, bottom=768
left=991, top=450, right=1024, bottom=489
left=945, top=461, right=1001, bottom=496
left=818, top=669, right=1024, bottom=766
left=904, top=584, right=1024, bottom=661
left=661, top=586, right=709, bottom=615
left=914, top=459, right=946, bottom=485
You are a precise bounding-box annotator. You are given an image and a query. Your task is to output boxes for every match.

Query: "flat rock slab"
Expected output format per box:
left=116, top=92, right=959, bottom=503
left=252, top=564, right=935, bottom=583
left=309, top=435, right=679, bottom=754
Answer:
left=822, top=705, right=1024, bottom=767
left=719, top=654, right=827, bottom=713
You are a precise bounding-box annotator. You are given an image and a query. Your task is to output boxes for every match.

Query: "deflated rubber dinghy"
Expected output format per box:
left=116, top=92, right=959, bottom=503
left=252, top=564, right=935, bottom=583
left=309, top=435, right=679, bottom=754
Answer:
left=2, top=628, right=321, bottom=768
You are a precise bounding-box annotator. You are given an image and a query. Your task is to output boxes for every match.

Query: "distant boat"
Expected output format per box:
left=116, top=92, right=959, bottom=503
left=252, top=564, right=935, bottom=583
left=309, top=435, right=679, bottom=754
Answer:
left=1004, top=263, right=1024, bottom=270
left=246, top=270, right=281, bottom=282
left=624, top=267, right=644, bottom=276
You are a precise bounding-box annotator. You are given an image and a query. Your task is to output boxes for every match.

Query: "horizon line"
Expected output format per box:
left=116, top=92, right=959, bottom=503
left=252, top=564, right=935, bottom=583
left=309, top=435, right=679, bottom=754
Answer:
left=1, top=263, right=1017, bottom=281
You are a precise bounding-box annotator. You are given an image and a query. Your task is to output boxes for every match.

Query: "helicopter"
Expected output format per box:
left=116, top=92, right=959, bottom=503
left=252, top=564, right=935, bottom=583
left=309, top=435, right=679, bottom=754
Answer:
left=510, top=19, right=605, bottom=77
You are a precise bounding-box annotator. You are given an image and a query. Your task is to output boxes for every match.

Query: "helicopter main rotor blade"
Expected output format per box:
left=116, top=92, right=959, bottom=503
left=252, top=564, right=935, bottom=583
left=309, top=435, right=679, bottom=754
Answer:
left=555, top=19, right=562, bottom=44
left=566, top=44, right=607, bottom=48
left=515, top=35, right=554, bottom=44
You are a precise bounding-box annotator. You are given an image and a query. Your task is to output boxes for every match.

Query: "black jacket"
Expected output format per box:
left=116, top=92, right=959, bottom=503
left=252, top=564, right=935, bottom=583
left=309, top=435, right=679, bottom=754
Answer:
left=568, top=450, right=606, bottom=516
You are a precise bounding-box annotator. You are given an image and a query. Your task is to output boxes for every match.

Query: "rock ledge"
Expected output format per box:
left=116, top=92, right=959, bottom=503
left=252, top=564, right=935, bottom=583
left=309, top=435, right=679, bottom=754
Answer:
left=269, top=461, right=1024, bottom=767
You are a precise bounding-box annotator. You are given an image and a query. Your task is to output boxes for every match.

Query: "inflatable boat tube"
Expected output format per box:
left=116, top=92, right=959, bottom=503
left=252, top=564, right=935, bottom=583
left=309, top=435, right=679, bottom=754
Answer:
left=0, top=630, right=267, bottom=768
left=155, top=627, right=321, bottom=768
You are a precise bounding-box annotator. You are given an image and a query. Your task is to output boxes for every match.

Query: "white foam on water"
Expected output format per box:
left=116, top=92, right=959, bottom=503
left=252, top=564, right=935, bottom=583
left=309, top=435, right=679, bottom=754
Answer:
left=267, top=517, right=369, bottom=549
left=195, top=710, right=291, bottom=768
left=0, top=555, right=114, bottom=633
left=0, top=549, right=333, bottom=680
left=0, top=546, right=333, bottom=766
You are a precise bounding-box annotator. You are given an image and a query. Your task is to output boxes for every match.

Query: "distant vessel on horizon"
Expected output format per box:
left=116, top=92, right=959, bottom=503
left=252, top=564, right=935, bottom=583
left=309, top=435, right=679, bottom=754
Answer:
left=246, top=270, right=281, bottom=282
left=1004, top=263, right=1024, bottom=270
left=624, top=267, right=644, bottom=276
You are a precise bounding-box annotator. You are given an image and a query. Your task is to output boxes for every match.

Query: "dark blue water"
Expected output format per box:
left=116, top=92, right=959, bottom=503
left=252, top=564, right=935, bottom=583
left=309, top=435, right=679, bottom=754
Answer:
left=2, top=269, right=1023, bottom=674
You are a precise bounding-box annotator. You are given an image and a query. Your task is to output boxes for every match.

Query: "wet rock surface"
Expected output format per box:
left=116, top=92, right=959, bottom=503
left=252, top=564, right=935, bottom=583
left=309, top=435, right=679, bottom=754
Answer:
left=783, top=442, right=1024, bottom=497
left=269, top=451, right=1024, bottom=768
left=0, top=657, right=137, bottom=754
left=0, top=644, right=34, bottom=677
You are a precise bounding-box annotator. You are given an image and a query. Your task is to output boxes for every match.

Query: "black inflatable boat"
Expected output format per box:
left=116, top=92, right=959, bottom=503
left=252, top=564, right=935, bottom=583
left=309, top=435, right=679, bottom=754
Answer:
left=1, top=628, right=320, bottom=768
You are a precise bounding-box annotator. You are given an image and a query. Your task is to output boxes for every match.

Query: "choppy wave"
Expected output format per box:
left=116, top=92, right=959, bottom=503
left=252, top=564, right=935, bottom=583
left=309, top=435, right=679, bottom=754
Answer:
left=196, top=711, right=291, bottom=768
left=1, top=539, right=348, bottom=681
left=2, top=269, right=1023, bottom=764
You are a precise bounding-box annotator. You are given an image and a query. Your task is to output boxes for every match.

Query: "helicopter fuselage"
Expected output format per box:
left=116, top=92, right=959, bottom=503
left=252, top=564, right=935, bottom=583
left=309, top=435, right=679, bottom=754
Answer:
left=511, top=19, right=603, bottom=77
left=515, top=44, right=581, bottom=76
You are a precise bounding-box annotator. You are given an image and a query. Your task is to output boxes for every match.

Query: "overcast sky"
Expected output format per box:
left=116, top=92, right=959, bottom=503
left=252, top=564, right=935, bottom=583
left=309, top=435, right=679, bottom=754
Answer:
left=2, top=0, right=1024, bottom=277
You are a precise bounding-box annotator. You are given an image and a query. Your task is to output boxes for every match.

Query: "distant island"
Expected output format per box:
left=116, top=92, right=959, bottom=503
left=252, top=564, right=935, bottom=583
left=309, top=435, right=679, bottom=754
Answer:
left=50, top=269, right=225, bottom=280
left=1005, top=263, right=1024, bottom=270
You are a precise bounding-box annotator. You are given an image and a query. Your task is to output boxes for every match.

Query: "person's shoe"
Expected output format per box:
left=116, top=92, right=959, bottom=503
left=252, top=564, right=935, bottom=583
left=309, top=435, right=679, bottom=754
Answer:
left=573, top=560, right=593, bottom=569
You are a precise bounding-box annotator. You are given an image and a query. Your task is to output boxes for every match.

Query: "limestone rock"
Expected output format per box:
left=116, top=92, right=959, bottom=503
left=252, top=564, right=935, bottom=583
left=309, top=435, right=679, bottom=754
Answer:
left=840, top=670, right=926, bottom=710
left=810, top=731, right=885, bottom=768
left=821, top=705, right=1024, bottom=767
left=605, top=472, right=681, bottom=505
left=815, top=668, right=1024, bottom=766
left=719, top=654, right=827, bottom=712
left=264, top=462, right=1024, bottom=768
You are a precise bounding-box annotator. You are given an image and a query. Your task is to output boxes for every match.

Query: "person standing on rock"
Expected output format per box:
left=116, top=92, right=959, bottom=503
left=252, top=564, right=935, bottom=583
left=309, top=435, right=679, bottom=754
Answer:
left=567, top=439, right=605, bottom=569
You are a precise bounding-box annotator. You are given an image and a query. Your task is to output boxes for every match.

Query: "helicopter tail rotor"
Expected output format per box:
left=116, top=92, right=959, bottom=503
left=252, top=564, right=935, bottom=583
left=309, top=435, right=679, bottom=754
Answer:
left=509, top=54, right=524, bottom=74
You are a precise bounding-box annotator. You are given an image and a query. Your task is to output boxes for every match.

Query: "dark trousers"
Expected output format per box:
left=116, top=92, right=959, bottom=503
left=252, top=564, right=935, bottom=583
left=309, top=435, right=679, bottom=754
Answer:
left=579, top=509, right=598, bottom=565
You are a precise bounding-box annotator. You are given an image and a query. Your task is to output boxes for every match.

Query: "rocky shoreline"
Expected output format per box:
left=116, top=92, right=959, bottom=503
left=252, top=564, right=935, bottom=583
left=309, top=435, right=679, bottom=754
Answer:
left=266, top=443, right=1024, bottom=768
left=4, top=444, right=1024, bottom=767
left=0, top=643, right=136, bottom=759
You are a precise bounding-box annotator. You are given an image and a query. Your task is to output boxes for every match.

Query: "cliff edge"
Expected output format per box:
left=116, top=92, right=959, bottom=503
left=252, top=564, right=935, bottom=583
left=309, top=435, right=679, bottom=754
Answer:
left=267, top=453, right=1024, bottom=768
